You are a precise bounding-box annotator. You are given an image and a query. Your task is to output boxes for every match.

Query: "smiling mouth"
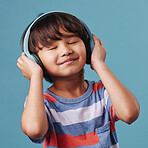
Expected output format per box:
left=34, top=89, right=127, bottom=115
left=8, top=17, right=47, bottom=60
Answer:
left=61, top=58, right=78, bottom=65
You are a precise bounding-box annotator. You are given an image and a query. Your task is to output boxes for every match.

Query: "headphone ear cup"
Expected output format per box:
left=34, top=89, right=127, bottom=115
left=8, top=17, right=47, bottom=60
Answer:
left=31, top=53, right=44, bottom=69
left=86, top=42, right=91, bottom=64
left=79, top=20, right=94, bottom=65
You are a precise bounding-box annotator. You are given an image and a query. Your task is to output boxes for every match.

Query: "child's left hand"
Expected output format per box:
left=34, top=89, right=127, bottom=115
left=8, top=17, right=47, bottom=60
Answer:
left=91, top=34, right=106, bottom=71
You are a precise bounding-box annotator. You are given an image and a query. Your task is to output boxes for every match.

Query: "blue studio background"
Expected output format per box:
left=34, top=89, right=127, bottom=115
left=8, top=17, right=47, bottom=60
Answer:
left=0, top=0, right=147, bottom=147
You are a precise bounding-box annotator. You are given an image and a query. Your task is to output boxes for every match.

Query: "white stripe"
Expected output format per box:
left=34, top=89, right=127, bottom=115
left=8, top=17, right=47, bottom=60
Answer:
left=45, top=105, right=52, bottom=119
left=111, top=143, right=119, bottom=148
left=45, top=97, right=108, bottom=126
left=104, top=89, right=109, bottom=105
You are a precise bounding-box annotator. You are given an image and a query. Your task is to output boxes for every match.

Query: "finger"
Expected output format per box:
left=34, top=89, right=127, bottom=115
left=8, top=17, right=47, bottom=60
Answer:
left=17, top=62, right=21, bottom=69
left=17, top=57, right=23, bottom=65
left=21, top=52, right=27, bottom=60
left=98, top=39, right=104, bottom=47
left=92, top=34, right=101, bottom=46
left=98, top=38, right=102, bottom=45
left=92, top=34, right=104, bottom=47
left=21, top=52, right=32, bottom=62
left=22, top=52, right=25, bottom=56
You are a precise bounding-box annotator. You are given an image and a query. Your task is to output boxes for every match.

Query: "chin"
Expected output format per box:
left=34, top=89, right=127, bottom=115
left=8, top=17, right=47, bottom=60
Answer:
left=67, top=68, right=84, bottom=76
left=60, top=68, right=84, bottom=78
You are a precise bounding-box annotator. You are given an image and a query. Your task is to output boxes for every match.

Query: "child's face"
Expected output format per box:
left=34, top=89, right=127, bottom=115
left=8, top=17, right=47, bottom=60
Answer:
left=37, top=28, right=86, bottom=79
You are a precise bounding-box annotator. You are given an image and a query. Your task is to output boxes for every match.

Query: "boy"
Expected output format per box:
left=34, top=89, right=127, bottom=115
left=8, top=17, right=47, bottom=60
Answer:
left=17, top=12, right=140, bottom=148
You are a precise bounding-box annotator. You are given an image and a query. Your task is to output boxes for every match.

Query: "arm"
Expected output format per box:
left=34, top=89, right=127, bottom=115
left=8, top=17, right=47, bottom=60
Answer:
left=91, top=35, right=140, bottom=124
left=17, top=53, right=48, bottom=140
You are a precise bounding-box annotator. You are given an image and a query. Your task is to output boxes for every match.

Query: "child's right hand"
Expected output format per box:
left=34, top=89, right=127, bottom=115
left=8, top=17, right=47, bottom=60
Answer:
left=17, top=52, right=43, bottom=80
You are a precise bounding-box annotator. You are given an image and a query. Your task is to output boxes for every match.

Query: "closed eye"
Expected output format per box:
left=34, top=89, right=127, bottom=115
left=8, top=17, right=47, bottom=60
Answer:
left=68, top=41, right=78, bottom=45
left=49, top=46, right=57, bottom=50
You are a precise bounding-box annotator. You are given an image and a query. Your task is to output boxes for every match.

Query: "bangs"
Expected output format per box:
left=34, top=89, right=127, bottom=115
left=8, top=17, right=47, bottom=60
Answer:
left=28, top=12, right=88, bottom=52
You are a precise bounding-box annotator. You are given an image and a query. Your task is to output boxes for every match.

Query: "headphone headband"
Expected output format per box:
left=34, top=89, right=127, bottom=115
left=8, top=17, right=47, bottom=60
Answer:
left=23, top=12, right=51, bottom=62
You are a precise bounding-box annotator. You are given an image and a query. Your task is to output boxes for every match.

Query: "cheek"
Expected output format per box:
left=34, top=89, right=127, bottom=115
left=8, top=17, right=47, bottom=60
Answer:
left=38, top=53, right=56, bottom=69
left=79, top=45, right=87, bottom=62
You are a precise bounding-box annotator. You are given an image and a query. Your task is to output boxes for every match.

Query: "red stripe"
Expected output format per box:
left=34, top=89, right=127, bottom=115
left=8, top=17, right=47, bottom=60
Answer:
left=92, top=82, right=104, bottom=93
left=110, top=104, right=119, bottom=133
left=43, top=131, right=58, bottom=147
left=110, top=104, right=119, bottom=122
left=44, top=131, right=100, bottom=147
left=44, top=93, right=57, bottom=102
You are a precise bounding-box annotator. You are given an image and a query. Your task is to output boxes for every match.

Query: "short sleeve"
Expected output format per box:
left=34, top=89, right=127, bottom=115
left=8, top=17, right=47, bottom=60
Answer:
left=93, top=80, right=119, bottom=122
left=28, top=136, right=45, bottom=144
left=104, top=89, right=119, bottom=122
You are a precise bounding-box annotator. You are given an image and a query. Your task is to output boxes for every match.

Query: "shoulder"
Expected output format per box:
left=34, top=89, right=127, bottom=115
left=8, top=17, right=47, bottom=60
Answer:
left=87, top=80, right=109, bottom=104
left=87, top=80, right=105, bottom=93
left=43, top=88, right=57, bottom=103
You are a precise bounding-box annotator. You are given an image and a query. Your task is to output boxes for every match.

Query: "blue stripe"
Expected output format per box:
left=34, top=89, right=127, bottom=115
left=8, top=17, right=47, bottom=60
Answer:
left=50, top=110, right=110, bottom=136
left=43, top=85, right=106, bottom=113
left=106, top=95, right=115, bottom=121
left=111, top=130, right=118, bottom=145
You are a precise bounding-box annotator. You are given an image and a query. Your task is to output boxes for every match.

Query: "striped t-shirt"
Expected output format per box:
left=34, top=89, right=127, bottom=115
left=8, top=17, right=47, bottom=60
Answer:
left=29, top=80, right=119, bottom=148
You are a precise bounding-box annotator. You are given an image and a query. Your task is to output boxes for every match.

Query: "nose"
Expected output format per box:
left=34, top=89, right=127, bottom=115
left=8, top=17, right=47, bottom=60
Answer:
left=60, top=43, right=73, bottom=57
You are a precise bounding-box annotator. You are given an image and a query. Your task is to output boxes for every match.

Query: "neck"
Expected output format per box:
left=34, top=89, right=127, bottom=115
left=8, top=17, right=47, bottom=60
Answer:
left=49, top=69, right=88, bottom=99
